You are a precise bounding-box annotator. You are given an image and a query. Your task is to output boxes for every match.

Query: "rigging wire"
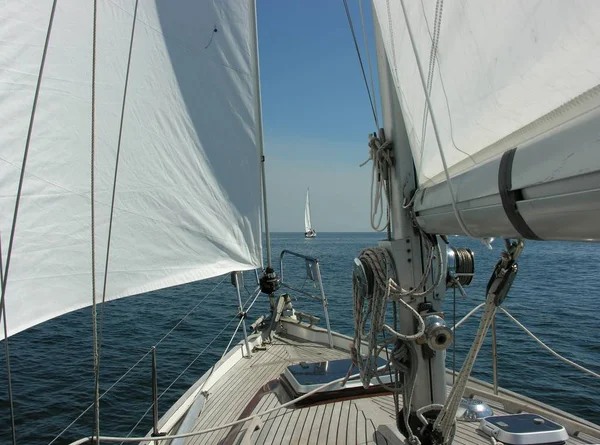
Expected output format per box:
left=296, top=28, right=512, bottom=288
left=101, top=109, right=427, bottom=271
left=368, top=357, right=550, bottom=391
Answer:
left=221, top=318, right=245, bottom=359
left=342, top=0, right=379, bottom=129
left=397, top=0, right=478, bottom=241
left=0, top=2, right=59, bottom=444
left=122, top=284, right=259, bottom=443
left=452, top=286, right=456, bottom=384
left=74, top=370, right=370, bottom=445
left=242, top=285, right=262, bottom=315
left=0, top=234, right=16, bottom=445
left=418, top=0, right=444, bottom=174
left=90, top=0, right=101, bottom=441
left=122, top=283, right=262, bottom=441
left=123, top=313, right=242, bottom=440
left=48, top=275, right=228, bottom=444
left=0, top=272, right=16, bottom=445
left=358, top=0, right=379, bottom=127
left=97, top=0, right=140, bottom=363
left=122, top=282, right=260, bottom=441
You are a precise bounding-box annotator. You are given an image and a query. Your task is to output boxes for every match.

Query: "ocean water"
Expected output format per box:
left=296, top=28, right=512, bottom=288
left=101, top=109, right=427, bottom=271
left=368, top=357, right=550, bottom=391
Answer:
left=1, top=232, right=599, bottom=444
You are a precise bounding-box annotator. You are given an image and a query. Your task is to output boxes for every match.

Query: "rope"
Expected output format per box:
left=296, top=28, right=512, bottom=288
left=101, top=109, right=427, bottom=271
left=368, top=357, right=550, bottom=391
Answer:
left=397, top=0, right=478, bottom=240
left=388, top=239, right=443, bottom=299
left=434, top=295, right=498, bottom=442
left=434, top=241, right=523, bottom=443
left=499, top=307, right=600, bottom=380
left=352, top=247, right=427, bottom=392
left=342, top=0, right=379, bottom=129
left=450, top=300, right=600, bottom=382
left=450, top=302, right=485, bottom=331
left=74, top=371, right=366, bottom=444
left=419, top=0, right=444, bottom=168
left=360, top=135, right=393, bottom=232
left=48, top=276, right=228, bottom=444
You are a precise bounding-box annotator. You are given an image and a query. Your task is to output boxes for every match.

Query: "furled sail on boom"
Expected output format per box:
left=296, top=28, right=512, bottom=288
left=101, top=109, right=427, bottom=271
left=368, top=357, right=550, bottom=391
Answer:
left=372, top=1, right=600, bottom=188
left=0, top=0, right=263, bottom=337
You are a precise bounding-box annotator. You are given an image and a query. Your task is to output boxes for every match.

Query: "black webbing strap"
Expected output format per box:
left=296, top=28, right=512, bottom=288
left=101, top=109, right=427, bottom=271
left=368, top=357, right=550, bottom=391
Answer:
left=498, top=148, right=542, bottom=240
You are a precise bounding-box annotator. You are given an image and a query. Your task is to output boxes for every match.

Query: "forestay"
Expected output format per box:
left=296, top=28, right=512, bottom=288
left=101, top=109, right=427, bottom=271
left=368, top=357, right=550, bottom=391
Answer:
left=0, top=0, right=263, bottom=337
left=372, top=0, right=600, bottom=187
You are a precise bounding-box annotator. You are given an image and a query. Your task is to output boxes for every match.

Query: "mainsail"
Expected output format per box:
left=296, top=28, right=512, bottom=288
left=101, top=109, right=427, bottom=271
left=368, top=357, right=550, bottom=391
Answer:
left=0, top=0, right=263, bottom=337
left=372, top=1, right=600, bottom=188
left=305, top=189, right=313, bottom=233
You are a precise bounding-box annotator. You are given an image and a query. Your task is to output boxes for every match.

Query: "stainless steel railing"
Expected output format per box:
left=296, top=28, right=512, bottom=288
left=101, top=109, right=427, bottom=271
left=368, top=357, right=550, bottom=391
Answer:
left=279, top=249, right=334, bottom=348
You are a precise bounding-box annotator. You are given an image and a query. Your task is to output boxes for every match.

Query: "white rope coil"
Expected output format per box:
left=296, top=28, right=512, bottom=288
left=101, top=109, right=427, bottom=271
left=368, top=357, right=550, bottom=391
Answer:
left=352, top=246, right=432, bottom=391
left=361, top=135, right=393, bottom=232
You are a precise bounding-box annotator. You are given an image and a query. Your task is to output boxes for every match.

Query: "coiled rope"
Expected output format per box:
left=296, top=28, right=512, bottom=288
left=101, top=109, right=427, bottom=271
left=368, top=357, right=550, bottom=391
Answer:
left=352, top=248, right=426, bottom=387
left=361, top=135, right=394, bottom=232
left=351, top=242, right=450, bottom=445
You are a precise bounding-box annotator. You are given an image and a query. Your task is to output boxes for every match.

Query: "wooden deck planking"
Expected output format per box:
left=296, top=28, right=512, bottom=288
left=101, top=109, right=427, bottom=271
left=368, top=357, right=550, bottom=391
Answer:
left=174, top=333, right=598, bottom=445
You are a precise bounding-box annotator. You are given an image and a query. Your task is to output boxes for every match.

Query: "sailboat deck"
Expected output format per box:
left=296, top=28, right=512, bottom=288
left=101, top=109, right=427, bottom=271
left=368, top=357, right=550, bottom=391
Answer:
left=176, top=332, right=597, bottom=445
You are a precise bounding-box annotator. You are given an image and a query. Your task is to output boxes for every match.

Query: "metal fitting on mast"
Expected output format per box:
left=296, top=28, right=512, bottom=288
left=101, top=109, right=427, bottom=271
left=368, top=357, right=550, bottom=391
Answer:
left=259, top=266, right=280, bottom=295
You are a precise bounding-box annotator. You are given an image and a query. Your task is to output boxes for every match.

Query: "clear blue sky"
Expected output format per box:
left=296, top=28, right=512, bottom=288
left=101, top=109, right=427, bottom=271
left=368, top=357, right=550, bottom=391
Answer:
left=256, top=1, right=380, bottom=232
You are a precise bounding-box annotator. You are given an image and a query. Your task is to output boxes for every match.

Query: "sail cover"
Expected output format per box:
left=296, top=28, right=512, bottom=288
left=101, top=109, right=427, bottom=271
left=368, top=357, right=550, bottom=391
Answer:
left=305, top=189, right=312, bottom=233
left=372, top=1, right=600, bottom=187
left=0, top=0, right=263, bottom=337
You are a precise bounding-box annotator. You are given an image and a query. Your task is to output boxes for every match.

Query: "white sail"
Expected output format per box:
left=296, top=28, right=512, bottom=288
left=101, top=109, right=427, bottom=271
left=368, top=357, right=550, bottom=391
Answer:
left=0, top=0, right=263, bottom=337
left=372, top=1, right=600, bottom=187
left=305, top=189, right=312, bottom=233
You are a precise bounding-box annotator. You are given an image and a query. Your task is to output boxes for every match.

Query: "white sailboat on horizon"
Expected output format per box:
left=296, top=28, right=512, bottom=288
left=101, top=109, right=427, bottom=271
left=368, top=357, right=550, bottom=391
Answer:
left=304, top=188, right=316, bottom=238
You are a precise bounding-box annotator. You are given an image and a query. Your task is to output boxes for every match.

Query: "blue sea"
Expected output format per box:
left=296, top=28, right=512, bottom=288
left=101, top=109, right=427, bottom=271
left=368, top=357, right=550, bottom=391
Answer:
left=1, top=233, right=599, bottom=444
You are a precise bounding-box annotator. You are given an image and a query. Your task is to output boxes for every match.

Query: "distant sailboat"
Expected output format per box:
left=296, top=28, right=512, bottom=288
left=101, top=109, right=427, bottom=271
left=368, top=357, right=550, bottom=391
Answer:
left=304, top=188, right=316, bottom=238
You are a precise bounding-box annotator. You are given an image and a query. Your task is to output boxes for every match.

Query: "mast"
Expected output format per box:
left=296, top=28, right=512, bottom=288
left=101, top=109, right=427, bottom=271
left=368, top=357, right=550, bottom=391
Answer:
left=372, top=3, right=448, bottom=431
left=250, top=0, right=273, bottom=268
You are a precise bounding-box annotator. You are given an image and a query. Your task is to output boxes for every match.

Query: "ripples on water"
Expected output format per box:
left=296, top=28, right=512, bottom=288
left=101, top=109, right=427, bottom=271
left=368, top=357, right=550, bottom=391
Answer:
left=1, top=233, right=599, bottom=444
